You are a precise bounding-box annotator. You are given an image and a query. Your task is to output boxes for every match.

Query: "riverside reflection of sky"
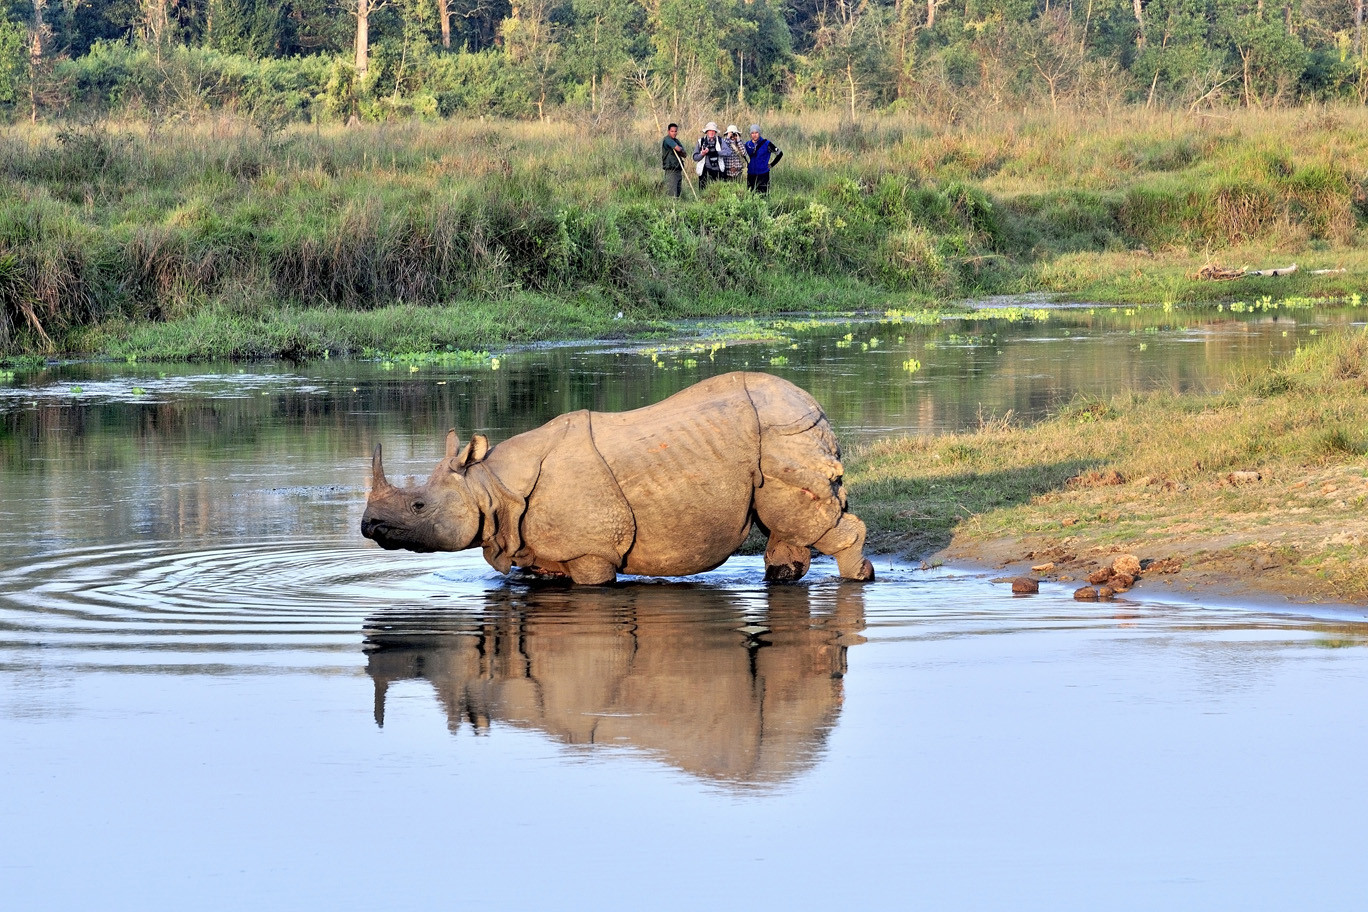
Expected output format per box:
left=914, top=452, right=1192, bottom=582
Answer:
left=4, top=563, right=1366, bottom=910
left=3, top=304, right=1368, bottom=910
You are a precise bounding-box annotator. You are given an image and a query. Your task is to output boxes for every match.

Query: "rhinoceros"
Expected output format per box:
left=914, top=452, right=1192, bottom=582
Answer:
left=360, top=371, right=874, bottom=584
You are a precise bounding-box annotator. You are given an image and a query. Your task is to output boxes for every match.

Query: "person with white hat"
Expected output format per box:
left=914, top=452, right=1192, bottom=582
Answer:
left=722, top=125, right=747, bottom=181
left=692, top=122, right=725, bottom=189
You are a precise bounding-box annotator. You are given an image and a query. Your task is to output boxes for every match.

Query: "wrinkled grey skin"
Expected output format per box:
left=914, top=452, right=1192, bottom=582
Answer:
left=361, top=371, right=874, bottom=584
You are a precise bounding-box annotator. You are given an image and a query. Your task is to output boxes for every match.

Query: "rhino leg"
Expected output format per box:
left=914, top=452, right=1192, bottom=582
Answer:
left=764, top=538, right=812, bottom=583
left=813, top=514, right=875, bottom=581
left=565, top=554, right=618, bottom=585
left=753, top=470, right=851, bottom=581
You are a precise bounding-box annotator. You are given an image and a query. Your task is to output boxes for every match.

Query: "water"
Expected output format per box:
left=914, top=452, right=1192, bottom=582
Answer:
left=3, top=305, right=1367, bottom=910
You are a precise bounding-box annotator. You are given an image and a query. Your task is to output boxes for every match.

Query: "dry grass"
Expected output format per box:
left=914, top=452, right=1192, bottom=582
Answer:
left=6, top=104, right=1368, bottom=357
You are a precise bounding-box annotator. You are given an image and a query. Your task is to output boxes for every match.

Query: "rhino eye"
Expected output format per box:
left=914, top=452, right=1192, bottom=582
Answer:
left=412, top=500, right=426, bottom=513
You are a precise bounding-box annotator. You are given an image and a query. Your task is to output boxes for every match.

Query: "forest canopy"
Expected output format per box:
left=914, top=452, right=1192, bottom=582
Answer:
left=3, top=1, right=1368, bottom=122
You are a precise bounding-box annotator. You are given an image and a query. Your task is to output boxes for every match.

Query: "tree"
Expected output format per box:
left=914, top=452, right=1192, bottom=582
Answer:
left=1131, top=0, right=1227, bottom=107
left=206, top=0, right=290, bottom=57
left=436, top=0, right=453, bottom=47
left=280, top=0, right=353, bottom=55
left=724, top=0, right=792, bottom=105
left=500, top=0, right=560, bottom=117
left=806, top=0, right=893, bottom=115
left=1022, top=6, right=1089, bottom=109
left=1217, top=0, right=1307, bottom=106
left=646, top=0, right=732, bottom=105
left=138, top=0, right=170, bottom=53
left=0, top=13, right=24, bottom=107
left=566, top=0, right=637, bottom=111
left=354, top=0, right=391, bottom=76
left=27, top=0, right=58, bottom=120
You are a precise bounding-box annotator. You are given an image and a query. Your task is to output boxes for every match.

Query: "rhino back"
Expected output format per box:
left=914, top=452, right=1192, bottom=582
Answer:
left=590, top=372, right=762, bottom=576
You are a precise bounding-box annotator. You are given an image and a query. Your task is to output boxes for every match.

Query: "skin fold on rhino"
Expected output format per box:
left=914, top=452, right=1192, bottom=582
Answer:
left=360, top=371, right=875, bottom=584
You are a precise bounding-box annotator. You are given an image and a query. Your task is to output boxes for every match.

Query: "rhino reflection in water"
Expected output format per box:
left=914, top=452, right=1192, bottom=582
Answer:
left=364, top=583, right=867, bottom=786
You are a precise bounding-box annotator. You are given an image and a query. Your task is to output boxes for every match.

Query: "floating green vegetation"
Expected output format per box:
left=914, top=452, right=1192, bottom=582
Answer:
left=0, top=369, right=14, bottom=382
left=902, top=358, right=922, bottom=373
left=955, top=307, right=1053, bottom=322
left=641, top=340, right=729, bottom=361
left=887, top=305, right=1051, bottom=325
left=637, top=317, right=809, bottom=360
left=884, top=309, right=943, bottom=324
left=769, top=355, right=789, bottom=366
left=699, top=319, right=801, bottom=342
left=639, top=317, right=826, bottom=362
left=1221, top=294, right=1359, bottom=314
left=768, top=318, right=829, bottom=334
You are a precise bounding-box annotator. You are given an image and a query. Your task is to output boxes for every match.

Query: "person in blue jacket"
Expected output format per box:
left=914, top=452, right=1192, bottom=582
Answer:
left=744, top=124, right=782, bottom=194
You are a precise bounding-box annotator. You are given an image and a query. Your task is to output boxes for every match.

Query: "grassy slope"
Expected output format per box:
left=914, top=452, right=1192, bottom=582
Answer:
left=5, top=105, right=1368, bottom=358
left=848, top=328, right=1368, bottom=603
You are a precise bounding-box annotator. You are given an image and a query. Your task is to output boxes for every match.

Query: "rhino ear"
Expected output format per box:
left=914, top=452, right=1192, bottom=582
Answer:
left=469, top=434, right=490, bottom=463
left=445, top=429, right=460, bottom=458
left=452, top=433, right=490, bottom=471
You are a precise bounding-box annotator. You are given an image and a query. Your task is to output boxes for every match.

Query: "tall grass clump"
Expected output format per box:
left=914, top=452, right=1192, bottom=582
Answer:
left=4, top=104, right=1368, bottom=357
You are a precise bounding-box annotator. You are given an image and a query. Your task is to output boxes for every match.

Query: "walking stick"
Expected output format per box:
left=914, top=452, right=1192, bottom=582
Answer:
left=674, top=148, right=699, bottom=200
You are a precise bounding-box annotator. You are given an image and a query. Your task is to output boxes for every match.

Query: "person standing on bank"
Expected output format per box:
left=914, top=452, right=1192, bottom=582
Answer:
left=744, top=124, right=782, bottom=194
left=723, top=125, right=747, bottom=182
left=693, top=122, right=725, bottom=190
left=661, top=122, right=687, bottom=198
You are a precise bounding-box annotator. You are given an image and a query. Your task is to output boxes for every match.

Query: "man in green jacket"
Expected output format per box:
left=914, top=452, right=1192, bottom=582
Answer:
left=661, top=123, right=686, bottom=198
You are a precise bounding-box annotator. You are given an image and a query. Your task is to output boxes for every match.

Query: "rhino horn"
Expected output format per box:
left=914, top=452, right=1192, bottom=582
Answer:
left=371, top=443, right=393, bottom=493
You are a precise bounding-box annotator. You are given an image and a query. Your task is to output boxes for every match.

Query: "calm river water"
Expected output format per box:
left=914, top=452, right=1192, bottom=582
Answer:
left=3, top=304, right=1367, bottom=910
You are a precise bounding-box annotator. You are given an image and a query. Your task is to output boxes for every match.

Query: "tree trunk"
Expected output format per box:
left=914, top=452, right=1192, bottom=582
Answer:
left=440, top=0, right=452, bottom=49
left=846, top=57, right=857, bottom=118
left=927, top=0, right=937, bottom=29
left=1358, top=0, right=1365, bottom=56
left=28, top=0, right=45, bottom=123
left=141, top=0, right=169, bottom=59
left=1240, top=45, right=1255, bottom=107
left=356, top=0, right=371, bottom=76
left=670, top=35, right=680, bottom=108
left=1132, top=0, right=1144, bottom=49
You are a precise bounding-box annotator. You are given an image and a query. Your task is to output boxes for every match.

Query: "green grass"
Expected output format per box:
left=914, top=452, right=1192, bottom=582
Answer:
left=4, top=105, right=1368, bottom=359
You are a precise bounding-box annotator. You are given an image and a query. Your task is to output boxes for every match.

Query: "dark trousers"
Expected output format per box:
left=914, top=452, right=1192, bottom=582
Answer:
left=699, top=168, right=723, bottom=190
left=664, top=170, right=682, bottom=197
left=747, top=171, right=770, bottom=193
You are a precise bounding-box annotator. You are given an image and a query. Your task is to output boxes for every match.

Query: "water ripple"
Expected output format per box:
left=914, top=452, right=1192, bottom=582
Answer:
left=0, top=541, right=502, bottom=666
left=5, top=541, right=1362, bottom=675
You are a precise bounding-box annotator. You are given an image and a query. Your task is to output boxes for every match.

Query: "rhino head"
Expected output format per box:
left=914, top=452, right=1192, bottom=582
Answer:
left=360, top=430, right=492, bottom=553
